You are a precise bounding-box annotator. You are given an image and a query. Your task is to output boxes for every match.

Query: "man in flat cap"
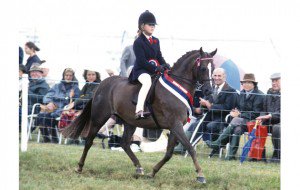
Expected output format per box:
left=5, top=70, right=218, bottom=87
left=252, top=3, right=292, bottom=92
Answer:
left=256, top=73, right=281, bottom=163
left=28, top=65, right=50, bottom=113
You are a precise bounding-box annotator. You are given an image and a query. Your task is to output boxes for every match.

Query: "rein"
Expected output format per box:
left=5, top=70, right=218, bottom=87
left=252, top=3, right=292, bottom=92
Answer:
left=167, top=57, right=213, bottom=85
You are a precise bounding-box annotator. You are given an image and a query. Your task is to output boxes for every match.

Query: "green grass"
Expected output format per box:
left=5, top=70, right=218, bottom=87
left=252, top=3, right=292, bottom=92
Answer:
left=20, top=140, right=280, bottom=190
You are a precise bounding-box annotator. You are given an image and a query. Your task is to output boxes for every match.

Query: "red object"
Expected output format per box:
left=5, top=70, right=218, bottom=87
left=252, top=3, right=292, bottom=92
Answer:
left=58, top=110, right=82, bottom=131
left=246, top=121, right=268, bottom=160
left=153, top=39, right=157, bottom=44
left=149, top=37, right=153, bottom=44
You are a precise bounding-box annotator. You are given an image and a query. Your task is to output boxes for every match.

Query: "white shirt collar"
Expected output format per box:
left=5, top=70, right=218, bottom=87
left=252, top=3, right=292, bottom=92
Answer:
left=143, top=32, right=152, bottom=40
left=215, top=82, right=225, bottom=94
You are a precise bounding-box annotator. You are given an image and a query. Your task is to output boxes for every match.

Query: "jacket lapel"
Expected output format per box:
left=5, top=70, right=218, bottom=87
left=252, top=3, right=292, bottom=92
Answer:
left=214, top=82, right=229, bottom=100
left=141, top=33, right=156, bottom=53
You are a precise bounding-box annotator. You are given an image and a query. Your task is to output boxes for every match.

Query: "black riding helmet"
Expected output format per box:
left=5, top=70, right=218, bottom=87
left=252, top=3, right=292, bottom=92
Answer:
left=138, top=10, right=157, bottom=29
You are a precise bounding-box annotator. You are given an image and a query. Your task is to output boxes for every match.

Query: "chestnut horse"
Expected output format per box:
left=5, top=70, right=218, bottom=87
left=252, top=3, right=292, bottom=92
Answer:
left=63, top=47, right=217, bottom=183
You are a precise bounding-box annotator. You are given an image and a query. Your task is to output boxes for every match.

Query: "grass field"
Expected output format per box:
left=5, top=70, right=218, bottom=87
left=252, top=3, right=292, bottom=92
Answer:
left=20, top=139, right=280, bottom=190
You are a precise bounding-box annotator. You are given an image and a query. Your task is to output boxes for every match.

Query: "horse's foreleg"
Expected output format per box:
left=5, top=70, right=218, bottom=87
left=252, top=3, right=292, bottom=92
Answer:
left=121, top=124, right=143, bottom=175
left=150, top=132, right=177, bottom=178
left=172, top=124, right=206, bottom=184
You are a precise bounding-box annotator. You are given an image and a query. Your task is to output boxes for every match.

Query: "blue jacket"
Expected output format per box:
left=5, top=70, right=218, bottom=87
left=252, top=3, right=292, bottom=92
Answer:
left=25, top=55, right=41, bottom=73
left=128, top=33, right=167, bottom=82
left=43, top=81, right=80, bottom=117
left=28, top=78, right=50, bottom=113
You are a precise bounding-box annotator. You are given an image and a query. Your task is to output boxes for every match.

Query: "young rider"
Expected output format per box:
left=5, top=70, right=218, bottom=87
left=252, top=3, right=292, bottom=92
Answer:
left=128, top=10, right=170, bottom=120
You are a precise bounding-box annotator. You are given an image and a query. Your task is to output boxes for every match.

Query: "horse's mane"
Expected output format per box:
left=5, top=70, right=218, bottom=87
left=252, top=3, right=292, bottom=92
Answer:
left=172, top=50, right=199, bottom=70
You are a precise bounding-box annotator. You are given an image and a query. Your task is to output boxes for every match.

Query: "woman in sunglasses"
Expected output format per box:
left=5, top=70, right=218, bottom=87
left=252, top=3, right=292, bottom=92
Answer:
left=128, top=10, right=170, bottom=120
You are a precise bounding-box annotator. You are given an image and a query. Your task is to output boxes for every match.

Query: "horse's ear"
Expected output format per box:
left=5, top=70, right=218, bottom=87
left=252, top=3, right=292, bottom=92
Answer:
left=199, top=47, right=204, bottom=56
left=210, top=48, right=217, bottom=57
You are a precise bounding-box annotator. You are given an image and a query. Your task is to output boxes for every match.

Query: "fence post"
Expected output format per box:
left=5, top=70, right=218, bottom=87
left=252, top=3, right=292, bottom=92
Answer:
left=21, top=74, right=29, bottom=152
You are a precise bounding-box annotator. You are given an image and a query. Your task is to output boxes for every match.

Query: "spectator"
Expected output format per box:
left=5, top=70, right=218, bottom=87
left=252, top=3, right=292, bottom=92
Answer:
left=59, top=69, right=101, bottom=130
left=119, top=44, right=136, bottom=77
left=207, top=73, right=264, bottom=160
left=24, top=41, right=41, bottom=72
left=36, top=68, right=80, bottom=143
left=194, top=68, right=238, bottom=157
left=256, top=73, right=281, bottom=163
left=27, top=65, right=50, bottom=113
left=19, top=46, right=24, bottom=65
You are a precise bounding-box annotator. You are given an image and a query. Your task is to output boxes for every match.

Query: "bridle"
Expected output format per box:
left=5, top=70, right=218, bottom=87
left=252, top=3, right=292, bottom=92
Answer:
left=168, top=56, right=214, bottom=88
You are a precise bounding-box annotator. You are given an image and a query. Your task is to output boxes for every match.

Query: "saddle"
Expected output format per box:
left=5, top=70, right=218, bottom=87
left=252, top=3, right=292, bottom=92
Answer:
left=131, top=73, right=162, bottom=127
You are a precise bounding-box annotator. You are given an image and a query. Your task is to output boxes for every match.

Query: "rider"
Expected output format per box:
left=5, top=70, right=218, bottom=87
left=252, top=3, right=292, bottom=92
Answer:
left=129, top=10, right=170, bottom=120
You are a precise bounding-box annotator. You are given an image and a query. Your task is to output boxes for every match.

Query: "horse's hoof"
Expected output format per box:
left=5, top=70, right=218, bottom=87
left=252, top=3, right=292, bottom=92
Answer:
left=147, top=173, right=155, bottom=178
left=136, top=167, right=144, bottom=175
left=75, top=168, right=82, bottom=174
left=196, top=176, right=206, bottom=184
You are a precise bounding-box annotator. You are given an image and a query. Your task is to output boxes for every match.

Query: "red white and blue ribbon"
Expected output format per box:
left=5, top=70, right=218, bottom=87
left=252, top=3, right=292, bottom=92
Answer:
left=148, top=59, right=160, bottom=67
left=159, top=72, right=194, bottom=122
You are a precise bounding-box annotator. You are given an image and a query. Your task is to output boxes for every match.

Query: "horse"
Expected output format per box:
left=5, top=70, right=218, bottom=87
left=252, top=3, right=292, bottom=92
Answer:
left=63, top=47, right=217, bottom=184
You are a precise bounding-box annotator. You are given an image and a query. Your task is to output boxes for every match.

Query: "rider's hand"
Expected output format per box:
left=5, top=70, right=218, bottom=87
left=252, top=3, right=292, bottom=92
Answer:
left=156, top=65, right=165, bottom=73
left=163, top=63, right=171, bottom=70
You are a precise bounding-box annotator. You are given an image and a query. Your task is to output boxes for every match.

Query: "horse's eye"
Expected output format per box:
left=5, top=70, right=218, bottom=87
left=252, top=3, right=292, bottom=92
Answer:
left=200, top=67, right=207, bottom=72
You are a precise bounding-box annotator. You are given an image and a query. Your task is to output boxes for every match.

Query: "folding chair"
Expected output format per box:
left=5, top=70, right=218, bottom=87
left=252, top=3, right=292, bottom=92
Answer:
left=27, top=103, right=42, bottom=141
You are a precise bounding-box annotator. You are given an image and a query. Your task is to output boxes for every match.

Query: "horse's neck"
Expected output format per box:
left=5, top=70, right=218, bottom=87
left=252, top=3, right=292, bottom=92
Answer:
left=170, top=69, right=196, bottom=96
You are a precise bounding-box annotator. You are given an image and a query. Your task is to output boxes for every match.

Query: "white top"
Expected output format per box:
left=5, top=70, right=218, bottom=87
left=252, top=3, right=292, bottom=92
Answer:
left=215, top=82, right=225, bottom=94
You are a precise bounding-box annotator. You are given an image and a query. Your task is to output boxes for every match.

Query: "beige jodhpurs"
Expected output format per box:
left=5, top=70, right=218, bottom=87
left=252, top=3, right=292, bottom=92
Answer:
left=136, top=73, right=152, bottom=113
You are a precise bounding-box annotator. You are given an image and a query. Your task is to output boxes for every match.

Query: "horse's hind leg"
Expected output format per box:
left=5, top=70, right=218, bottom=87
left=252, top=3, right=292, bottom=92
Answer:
left=121, top=124, right=144, bottom=176
left=77, top=113, right=110, bottom=173
left=172, top=123, right=206, bottom=184
left=150, top=132, right=177, bottom=178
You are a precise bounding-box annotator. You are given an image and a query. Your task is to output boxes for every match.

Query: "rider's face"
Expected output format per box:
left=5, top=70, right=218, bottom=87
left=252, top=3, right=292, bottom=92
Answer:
left=143, top=24, right=155, bottom=35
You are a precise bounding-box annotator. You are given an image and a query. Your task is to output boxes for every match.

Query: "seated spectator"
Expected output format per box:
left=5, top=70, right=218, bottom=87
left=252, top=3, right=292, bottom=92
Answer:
left=36, top=68, right=80, bottom=143
left=256, top=73, right=281, bottom=163
left=188, top=68, right=238, bottom=157
left=24, top=42, right=41, bottom=73
left=59, top=69, right=101, bottom=130
left=207, top=73, right=264, bottom=160
left=27, top=65, right=50, bottom=114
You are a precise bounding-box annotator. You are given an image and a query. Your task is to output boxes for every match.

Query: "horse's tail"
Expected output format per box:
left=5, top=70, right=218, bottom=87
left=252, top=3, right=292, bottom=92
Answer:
left=62, top=99, right=92, bottom=139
